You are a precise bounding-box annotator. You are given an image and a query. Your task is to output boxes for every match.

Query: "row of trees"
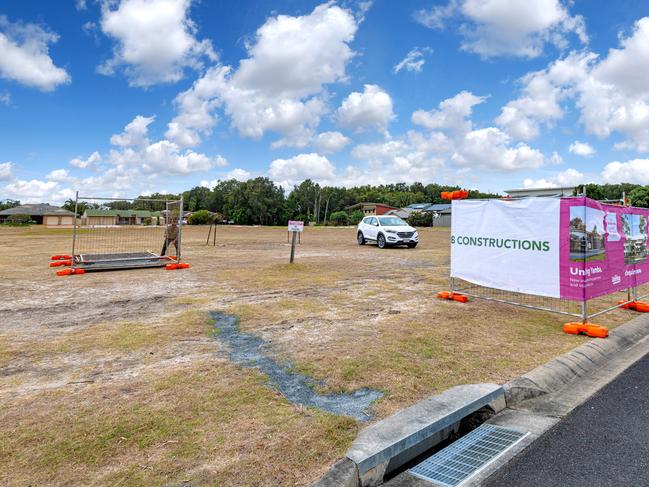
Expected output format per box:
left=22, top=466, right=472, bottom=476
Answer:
left=11, top=181, right=649, bottom=228
left=577, top=184, right=649, bottom=207
left=180, top=178, right=500, bottom=225
left=0, top=199, right=20, bottom=211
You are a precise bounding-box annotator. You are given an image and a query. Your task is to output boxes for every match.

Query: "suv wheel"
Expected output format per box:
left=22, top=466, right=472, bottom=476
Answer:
left=407, top=242, right=418, bottom=248
left=357, top=232, right=366, bottom=245
left=377, top=233, right=387, bottom=249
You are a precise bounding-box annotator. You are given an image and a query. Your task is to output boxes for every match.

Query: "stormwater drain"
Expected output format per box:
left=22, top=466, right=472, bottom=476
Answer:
left=211, top=311, right=383, bottom=421
left=408, top=424, right=528, bottom=486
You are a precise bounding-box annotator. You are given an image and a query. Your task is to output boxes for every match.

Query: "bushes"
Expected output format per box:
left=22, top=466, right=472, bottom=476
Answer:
left=329, top=211, right=349, bottom=226
left=188, top=209, right=212, bottom=225
left=349, top=210, right=365, bottom=225
left=5, top=214, right=31, bottom=225
left=407, top=211, right=433, bottom=227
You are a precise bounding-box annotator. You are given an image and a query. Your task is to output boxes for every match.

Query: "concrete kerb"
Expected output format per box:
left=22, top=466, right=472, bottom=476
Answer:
left=504, top=313, right=649, bottom=407
left=311, top=314, right=649, bottom=487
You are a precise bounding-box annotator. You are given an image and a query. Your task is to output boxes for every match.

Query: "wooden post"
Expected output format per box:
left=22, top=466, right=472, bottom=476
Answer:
left=289, top=231, right=297, bottom=263
left=206, top=222, right=212, bottom=245
left=206, top=221, right=217, bottom=246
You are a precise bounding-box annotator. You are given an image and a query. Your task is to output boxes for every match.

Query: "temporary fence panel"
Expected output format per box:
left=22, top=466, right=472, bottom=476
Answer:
left=449, top=196, right=649, bottom=322
left=70, top=194, right=183, bottom=271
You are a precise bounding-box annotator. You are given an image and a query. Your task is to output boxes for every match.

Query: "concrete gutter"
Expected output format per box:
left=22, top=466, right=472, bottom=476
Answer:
left=312, top=383, right=506, bottom=487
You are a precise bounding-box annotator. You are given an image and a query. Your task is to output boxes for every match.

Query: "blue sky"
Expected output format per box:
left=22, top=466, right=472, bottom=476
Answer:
left=1, top=0, right=649, bottom=203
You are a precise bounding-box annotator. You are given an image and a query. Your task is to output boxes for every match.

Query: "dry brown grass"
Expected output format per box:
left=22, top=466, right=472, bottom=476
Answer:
left=0, top=224, right=636, bottom=485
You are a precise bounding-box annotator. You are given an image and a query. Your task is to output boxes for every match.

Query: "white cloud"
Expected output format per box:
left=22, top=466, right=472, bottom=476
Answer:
left=594, top=17, right=649, bottom=98
left=269, top=153, right=336, bottom=187
left=76, top=0, right=87, bottom=10
left=452, top=127, right=545, bottom=170
left=0, top=161, right=13, bottom=181
left=413, top=0, right=459, bottom=30
left=0, top=92, right=10, bottom=105
left=0, top=15, right=70, bottom=91
left=106, top=142, right=227, bottom=177
left=412, top=90, right=486, bottom=133
left=166, top=3, right=358, bottom=147
left=601, top=159, right=649, bottom=184
left=336, top=84, right=394, bottom=133
left=498, top=20, right=649, bottom=151
left=313, top=131, right=351, bottom=153
left=200, top=168, right=252, bottom=188
left=98, top=0, right=217, bottom=87
left=110, top=115, right=156, bottom=147
left=496, top=52, right=593, bottom=140
left=410, top=91, right=549, bottom=172
left=46, top=168, right=69, bottom=182
left=70, top=151, right=101, bottom=169
left=225, top=168, right=252, bottom=181
left=415, top=0, right=587, bottom=58
left=393, top=47, right=432, bottom=74
left=523, top=168, right=584, bottom=188
left=568, top=140, right=595, bottom=157
left=137, top=140, right=226, bottom=174
left=108, top=115, right=228, bottom=175
left=3, top=178, right=59, bottom=200
left=350, top=137, right=445, bottom=184
left=355, top=0, right=374, bottom=23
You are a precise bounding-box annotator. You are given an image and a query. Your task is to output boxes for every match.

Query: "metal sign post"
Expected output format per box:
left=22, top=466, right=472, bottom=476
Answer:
left=287, top=220, right=304, bottom=263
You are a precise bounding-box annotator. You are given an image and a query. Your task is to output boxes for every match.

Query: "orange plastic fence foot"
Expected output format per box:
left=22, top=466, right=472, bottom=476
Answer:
left=166, top=262, right=190, bottom=270
left=617, top=300, right=649, bottom=312
left=563, top=322, right=608, bottom=338
left=51, top=254, right=72, bottom=260
left=49, top=260, right=72, bottom=267
left=563, top=323, right=580, bottom=335
left=437, top=291, right=468, bottom=303
left=56, top=268, right=85, bottom=276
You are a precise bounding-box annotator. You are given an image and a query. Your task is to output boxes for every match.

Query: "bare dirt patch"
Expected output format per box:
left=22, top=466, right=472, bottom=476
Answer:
left=0, top=224, right=635, bottom=486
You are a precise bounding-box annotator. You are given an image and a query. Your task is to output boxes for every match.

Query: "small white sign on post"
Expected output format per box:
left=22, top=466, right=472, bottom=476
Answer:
left=287, top=220, right=304, bottom=263
left=288, top=220, right=304, bottom=232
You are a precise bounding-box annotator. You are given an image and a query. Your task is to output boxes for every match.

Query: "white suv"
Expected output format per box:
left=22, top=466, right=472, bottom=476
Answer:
left=357, top=215, right=419, bottom=249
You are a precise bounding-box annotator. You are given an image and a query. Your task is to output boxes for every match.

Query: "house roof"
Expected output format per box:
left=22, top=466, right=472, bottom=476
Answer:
left=0, top=204, right=75, bottom=217
left=405, top=203, right=431, bottom=209
left=84, top=209, right=160, bottom=217
left=426, top=203, right=452, bottom=212
left=345, top=202, right=396, bottom=210
left=505, top=186, right=575, bottom=197
left=384, top=208, right=412, bottom=218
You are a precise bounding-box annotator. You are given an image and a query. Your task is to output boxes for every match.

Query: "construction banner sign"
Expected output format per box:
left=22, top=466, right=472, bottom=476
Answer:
left=450, top=197, right=649, bottom=301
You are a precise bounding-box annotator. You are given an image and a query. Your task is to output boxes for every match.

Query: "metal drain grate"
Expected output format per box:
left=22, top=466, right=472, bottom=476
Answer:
left=408, top=424, right=528, bottom=487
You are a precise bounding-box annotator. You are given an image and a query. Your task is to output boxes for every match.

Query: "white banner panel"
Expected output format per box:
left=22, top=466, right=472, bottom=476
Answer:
left=450, top=198, right=561, bottom=298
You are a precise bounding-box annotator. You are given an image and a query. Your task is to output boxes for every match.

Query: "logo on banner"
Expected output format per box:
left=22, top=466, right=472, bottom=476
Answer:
left=451, top=235, right=550, bottom=252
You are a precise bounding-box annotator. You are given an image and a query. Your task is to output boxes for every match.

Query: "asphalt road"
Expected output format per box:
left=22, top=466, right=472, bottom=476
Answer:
left=484, top=353, right=649, bottom=487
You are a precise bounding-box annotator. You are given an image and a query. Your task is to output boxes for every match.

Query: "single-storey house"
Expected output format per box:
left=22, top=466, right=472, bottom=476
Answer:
left=82, top=209, right=161, bottom=226
left=426, top=203, right=452, bottom=227
left=0, top=204, right=76, bottom=227
left=345, top=202, right=397, bottom=216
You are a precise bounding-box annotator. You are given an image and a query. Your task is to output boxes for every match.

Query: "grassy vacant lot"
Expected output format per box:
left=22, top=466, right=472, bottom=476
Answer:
left=0, top=224, right=635, bottom=486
